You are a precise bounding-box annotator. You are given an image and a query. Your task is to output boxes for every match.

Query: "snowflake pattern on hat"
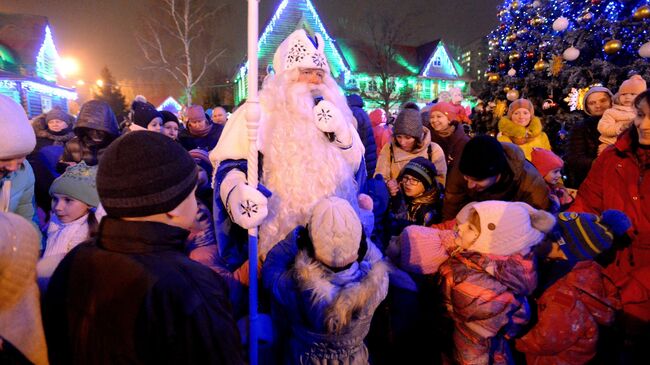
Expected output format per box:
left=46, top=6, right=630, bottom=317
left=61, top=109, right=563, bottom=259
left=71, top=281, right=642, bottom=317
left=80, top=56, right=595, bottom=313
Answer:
left=285, top=41, right=308, bottom=69
left=316, top=108, right=333, bottom=124
left=312, top=53, right=327, bottom=69
left=273, top=29, right=331, bottom=74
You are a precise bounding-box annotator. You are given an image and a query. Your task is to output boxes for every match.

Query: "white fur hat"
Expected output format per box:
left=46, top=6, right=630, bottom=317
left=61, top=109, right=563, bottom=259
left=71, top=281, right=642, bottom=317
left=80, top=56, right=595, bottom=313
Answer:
left=456, top=200, right=555, bottom=256
left=272, top=29, right=330, bottom=75
left=309, top=196, right=361, bottom=268
left=0, top=95, right=36, bottom=158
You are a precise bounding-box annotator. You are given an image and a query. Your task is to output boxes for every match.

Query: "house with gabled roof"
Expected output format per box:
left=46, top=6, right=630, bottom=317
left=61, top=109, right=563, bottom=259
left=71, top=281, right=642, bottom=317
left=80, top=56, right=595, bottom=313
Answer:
left=0, top=13, right=76, bottom=117
left=232, top=0, right=471, bottom=110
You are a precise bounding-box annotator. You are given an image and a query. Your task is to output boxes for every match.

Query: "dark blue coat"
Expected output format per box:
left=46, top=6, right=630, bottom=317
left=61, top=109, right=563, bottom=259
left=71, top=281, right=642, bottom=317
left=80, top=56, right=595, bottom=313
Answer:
left=347, top=94, right=377, bottom=177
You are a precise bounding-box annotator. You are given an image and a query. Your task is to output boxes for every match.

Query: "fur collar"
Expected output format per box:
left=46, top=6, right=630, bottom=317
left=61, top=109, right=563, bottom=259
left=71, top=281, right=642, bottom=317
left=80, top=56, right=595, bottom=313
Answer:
left=498, top=115, right=543, bottom=139
left=32, top=117, right=74, bottom=143
left=294, top=250, right=388, bottom=333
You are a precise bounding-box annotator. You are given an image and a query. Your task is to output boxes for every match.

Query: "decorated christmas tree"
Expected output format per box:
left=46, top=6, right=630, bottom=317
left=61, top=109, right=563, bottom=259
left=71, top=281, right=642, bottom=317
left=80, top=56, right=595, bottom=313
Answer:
left=480, top=0, right=650, bottom=119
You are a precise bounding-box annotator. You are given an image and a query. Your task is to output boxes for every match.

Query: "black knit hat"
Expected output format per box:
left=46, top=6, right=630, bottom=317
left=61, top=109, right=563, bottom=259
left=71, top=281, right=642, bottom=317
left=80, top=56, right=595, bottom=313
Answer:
left=459, top=135, right=508, bottom=179
left=399, top=157, right=438, bottom=190
left=97, top=131, right=198, bottom=217
left=160, top=110, right=180, bottom=127
left=394, top=108, right=423, bottom=140
left=131, top=101, right=163, bottom=128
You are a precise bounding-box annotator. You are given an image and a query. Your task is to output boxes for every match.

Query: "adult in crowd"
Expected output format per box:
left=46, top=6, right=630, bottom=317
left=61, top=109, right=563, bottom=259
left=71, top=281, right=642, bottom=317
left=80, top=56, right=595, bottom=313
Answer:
left=442, top=135, right=550, bottom=220
left=565, top=86, right=613, bottom=188
left=210, top=29, right=364, bottom=270
left=179, top=104, right=223, bottom=152
left=571, top=90, right=650, bottom=361
left=28, top=107, right=76, bottom=214
left=211, top=106, right=228, bottom=125
left=60, top=100, right=120, bottom=168
left=428, top=101, right=469, bottom=169
left=369, top=108, right=392, bottom=156
left=0, top=95, right=38, bottom=225
left=0, top=212, right=48, bottom=365
left=43, top=131, right=243, bottom=365
left=346, top=93, right=378, bottom=178
left=497, top=98, right=552, bottom=161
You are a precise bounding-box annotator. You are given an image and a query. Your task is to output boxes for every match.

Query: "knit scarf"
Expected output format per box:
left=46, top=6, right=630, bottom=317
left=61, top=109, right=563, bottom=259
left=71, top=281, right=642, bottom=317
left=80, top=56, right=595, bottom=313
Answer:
left=188, top=122, right=212, bottom=138
left=436, top=125, right=455, bottom=138
left=406, top=188, right=441, bottom=224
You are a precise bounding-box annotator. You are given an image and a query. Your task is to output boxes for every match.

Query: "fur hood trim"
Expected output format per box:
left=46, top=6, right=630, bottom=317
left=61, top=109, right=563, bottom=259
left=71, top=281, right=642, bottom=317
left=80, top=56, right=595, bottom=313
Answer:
left=294, top=250, right=389, bottom=334
left=498, top=115, right=543, bottom=139
left=31, top=115, right=75, bottom=142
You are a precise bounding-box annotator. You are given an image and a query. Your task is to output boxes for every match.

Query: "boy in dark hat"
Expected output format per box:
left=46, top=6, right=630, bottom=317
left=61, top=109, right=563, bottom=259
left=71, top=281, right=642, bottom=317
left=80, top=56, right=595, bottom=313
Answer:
left=43, top=131, right=243, bottom=365
left=442, top=135, right=551, bottom=220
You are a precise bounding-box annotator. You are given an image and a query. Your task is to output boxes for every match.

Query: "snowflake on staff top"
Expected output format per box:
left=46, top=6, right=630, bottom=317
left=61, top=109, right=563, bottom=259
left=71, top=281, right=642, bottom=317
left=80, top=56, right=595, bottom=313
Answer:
left=312, top=53, right=327, bottom=69
left=316, top=108, right=332, bottom=124
left=285, top=41, right=308, bottom=69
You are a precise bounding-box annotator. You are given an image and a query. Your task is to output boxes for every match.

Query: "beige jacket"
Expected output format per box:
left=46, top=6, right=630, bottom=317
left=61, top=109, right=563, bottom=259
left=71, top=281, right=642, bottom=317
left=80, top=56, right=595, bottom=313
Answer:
left=597, top=104, right=635, bottom=146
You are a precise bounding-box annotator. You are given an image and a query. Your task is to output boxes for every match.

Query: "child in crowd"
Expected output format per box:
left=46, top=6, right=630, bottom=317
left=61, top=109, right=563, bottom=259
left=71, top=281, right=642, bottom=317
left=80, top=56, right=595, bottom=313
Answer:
left=37, top=163, right=99, bottom=289
left=389, top=200, right=555, bottom=364
left=517, top=210, right=631, bottom=365
left=531, top=147, right=574, bottom=212
left=498, top=98, right=552, bottom=160
left=160, top=110, right=180, bottom=140
left=597, top=75, right=647, bottom=154
left=127, top=100, right=163, bottom=133
left=262, top=197, right=388, bottom=364
left=375, top=108, right=447, bottom=191
left=390, top=157, right=443, bottom=234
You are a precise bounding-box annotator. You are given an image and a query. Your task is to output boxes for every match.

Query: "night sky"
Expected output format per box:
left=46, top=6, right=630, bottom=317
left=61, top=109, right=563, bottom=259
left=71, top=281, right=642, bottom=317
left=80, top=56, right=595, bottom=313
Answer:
left=0, top=0, right=501, bottom=100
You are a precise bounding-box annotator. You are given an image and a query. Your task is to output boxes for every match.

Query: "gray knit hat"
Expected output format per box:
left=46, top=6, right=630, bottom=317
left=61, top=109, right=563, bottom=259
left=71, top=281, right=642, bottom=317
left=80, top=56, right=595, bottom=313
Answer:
left=50, top=162, right=100, bottom=207
left=394, top=108, right=423, bottom=140
left=97, top=131, right=198, bottom=217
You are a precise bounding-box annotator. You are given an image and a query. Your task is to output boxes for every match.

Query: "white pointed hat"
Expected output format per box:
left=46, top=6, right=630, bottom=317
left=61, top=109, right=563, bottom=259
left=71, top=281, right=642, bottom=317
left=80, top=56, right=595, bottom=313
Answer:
left=272, top=29, right=330, bottom=74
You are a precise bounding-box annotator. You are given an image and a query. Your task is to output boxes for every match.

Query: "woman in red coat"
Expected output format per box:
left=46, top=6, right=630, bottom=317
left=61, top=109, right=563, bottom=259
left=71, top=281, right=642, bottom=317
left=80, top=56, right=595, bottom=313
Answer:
left=571, top=90, right=650, bottom=360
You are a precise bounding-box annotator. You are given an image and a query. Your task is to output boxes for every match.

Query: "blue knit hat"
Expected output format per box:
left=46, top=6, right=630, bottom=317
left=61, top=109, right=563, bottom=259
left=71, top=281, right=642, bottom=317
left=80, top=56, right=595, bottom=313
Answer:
left=555, top=210, right=631, bottom=262
left=398, top=157, right=438, bottom=190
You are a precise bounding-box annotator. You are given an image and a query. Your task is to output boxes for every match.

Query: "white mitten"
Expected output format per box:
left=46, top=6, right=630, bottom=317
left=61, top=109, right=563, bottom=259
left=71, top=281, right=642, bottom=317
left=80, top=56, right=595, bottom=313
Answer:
left=313, top=100, right=352, bottom=147
left=226, top=182, right=269, bottom=229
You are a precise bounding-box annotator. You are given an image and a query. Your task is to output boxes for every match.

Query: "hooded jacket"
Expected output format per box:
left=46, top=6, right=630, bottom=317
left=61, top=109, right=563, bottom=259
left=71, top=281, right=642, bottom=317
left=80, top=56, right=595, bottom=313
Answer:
left=497, top=115, right=552, bottom=161
left=375, top=127, right=447, bottom=186
left=262, top=229, right=389, bottom=365
left=346, top=94, right=378, bottom=177
left=61, top=101, right=120, bottom=166
left=442, top=142, right=551, bottom=220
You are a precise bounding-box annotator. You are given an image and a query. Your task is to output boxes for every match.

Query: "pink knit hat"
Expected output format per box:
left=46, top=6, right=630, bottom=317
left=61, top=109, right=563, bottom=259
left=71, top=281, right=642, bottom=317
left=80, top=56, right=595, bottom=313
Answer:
left=429, top=101, right=459, bottom=122
left=531, top=147, right=564, bottom=178
left=507, top=98, right=534, bottom=119
left=369, top=109, right=386, bottom=127
left=396, top=225, right=450, bottom=275
left=618, top=75, right=647, bottom=95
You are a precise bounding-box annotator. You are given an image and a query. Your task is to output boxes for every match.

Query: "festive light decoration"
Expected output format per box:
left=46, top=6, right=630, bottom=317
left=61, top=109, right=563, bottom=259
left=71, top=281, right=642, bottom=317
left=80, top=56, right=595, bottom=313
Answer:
left=603, top=39, right=623, bottom=54
left=552, top=16, right=569, bottom=31
left=36, top=26, right=60, bottom=83
left=421, top=41, right=460, bottom=77
left=564, top=86, right=590, bottom=111
left=21, top=81, right=77, bottom=100
left=534, top=59, right=548, bottom=71
left=508, top=67, right=517, bottom=76
left=633, top=5, right=650, bottom=20
left=488, top=73, right=501, bottom=83
left=563, top=46, right=580, bottom=61
left=157, top=96, right=182, bottom=113
left=506, top=89, right=520, bottom=101
left=0, top=80, right=17, bottom=91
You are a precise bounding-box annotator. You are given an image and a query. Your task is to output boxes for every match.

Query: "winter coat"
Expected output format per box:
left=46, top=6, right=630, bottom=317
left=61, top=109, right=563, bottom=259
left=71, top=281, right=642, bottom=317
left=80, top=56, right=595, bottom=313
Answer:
left=497, top=116, right=552, bottom=161
left=571, top=129, right=650, bottom=322
left=516, top=261, right=620, bottom=365
left=61, top=103, right=120, bottom=166
left=439, top=251, right=537, bottom=365
left=0, top=160, right=38, bottom=227
left=430, top=125, right=469, bottom=169
left=597, top=104, right=635, bottom=147
left=565, top=115, right=600, bottom=189
left=390, top=186, right=443, bottom=235
left=346, top=95, right=378, bottom=177
left=375, top=127, right=447, bottom=186
left=370, top=114, right=392, bottom=157
left=178, top=123, right=223, bottom=152
left=42, top=218, right=244, bottom=365
left=442, top=142, right=551, bottom=220
left=262, top=229, right=389, bottom=365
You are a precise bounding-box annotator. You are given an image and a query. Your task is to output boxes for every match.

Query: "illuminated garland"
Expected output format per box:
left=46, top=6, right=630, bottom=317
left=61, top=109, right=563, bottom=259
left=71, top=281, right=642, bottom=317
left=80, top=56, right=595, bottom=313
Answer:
left=36, top=26, right=60, bottom=83
left=22, top=81, right=77, bottom=100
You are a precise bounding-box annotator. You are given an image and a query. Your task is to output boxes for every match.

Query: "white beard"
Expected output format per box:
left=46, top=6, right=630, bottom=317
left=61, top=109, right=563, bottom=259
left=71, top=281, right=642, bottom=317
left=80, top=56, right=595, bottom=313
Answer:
left=257, top=72, right=359, bottom=257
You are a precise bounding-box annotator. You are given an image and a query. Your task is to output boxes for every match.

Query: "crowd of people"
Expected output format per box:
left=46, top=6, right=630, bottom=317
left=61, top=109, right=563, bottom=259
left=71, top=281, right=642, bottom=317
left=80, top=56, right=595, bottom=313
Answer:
left=0, top=28, right=649, bottom=365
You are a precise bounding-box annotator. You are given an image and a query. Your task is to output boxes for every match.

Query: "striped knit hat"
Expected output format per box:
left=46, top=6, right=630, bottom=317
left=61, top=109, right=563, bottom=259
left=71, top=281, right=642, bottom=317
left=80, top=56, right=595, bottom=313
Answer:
left=398, top=157, right=438, bottom=190
left=555, top=210, right=631, bottom=262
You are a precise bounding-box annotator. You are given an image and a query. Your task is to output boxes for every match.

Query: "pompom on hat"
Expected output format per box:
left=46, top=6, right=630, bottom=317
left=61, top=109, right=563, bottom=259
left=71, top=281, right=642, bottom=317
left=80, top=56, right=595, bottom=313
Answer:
left=273, top=29, right=330, bottom=75
left=531, top=147, right=564, bottom=178
left=49, top=162, right=100, bottom=207
left=308, top=197, right=362, bottom=269
left=0, top=95, right=36, bottom=158
left=456, top=200, right=556, bottom=256
left=0, top=212, right=48, bottom=365
left=554, top=210, right=631, bottom=262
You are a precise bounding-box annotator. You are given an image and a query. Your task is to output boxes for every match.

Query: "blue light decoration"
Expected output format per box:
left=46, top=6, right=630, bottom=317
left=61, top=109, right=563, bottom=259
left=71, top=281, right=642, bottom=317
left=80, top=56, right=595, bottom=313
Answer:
left=421, top=42, right=460, bottom=78
left=21, top=81, right=77, bottom=100
left=157, top=96, right=182, bottom=113
left=36, top=26, right=60, bottom=83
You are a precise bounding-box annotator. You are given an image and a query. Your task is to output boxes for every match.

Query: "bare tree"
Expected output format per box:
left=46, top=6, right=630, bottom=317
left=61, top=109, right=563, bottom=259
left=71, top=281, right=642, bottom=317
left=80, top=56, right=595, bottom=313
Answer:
left=137, top=0, right=225, bottom=105
left=360, top=13, right=415, bottom=115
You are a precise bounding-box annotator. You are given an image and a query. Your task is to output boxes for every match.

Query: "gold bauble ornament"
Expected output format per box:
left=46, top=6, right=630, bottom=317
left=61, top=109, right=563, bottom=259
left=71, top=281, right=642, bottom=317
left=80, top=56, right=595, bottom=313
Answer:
left=488, top=73, right=501, bottom=83
left=534, top=59, right=548, bottom=71
left=498, top=9, right=508, bottom=17
left=511, top=1, right=519, bottom=10
left=506, top=89, right=520, bottom=102
left=633, top=6, right=650, bottom=20
left=504, top=86, right=511, bottom=92
left=531, top=16, right=546, bottom=26
left=506, top=33, right=517, bottom=42
left=603, top=39, right=622, bottom=54
left=509, top=51, right=521, bottom=62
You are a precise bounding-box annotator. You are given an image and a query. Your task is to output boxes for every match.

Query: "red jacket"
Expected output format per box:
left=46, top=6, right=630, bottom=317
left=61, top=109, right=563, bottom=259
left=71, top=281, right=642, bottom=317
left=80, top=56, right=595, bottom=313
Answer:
left=516, top=261, right=620, bottom=365
left=571, top=129, right=650, bottom=321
